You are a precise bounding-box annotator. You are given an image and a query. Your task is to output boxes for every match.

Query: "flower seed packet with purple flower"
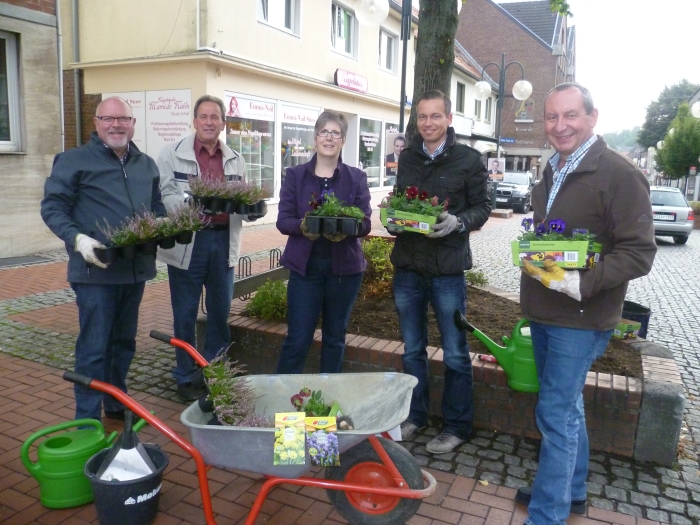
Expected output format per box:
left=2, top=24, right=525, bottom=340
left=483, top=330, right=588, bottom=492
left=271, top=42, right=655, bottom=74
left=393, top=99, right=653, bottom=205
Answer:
left=305, top=417, right=340, bottom=467
left=511, top=218, right=603, bottom=269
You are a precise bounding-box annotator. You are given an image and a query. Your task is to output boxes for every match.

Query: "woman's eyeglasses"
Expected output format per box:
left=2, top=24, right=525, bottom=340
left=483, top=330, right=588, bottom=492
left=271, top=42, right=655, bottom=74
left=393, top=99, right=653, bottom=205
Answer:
left=317, top=130, right=343, bottom=139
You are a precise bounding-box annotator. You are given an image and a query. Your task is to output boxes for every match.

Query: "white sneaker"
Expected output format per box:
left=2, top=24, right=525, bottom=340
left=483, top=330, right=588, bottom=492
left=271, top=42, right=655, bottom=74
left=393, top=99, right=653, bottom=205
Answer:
left=426, top=430, right=465, bottom=454
left=400, top=421, right=426, bottom=441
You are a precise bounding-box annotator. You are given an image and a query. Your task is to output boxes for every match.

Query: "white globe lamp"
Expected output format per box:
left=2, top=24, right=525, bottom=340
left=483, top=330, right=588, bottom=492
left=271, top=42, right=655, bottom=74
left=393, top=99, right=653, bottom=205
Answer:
left=512, top=80, right=533, bottom=101
left=474, top=80, right=491, bottom=101
left=691, top=100, right=700, bottom=119
left=355, top=0, right=390, bottom=27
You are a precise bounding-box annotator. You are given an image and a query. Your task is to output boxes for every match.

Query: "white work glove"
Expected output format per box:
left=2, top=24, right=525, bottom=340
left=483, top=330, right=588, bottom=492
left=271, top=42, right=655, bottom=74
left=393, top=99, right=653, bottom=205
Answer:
left=522, top=259, right=581, bottom=301
left=75, top=233, right=108, bottom=269
left=427, top=212, right=461, bottom=238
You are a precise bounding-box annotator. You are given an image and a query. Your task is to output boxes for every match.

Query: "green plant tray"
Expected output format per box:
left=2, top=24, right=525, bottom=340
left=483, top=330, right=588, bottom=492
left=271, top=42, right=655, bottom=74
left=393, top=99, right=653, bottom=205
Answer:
left=511, top=240, right=602, bottom=269
left=380, top=208, right=437, bottom=234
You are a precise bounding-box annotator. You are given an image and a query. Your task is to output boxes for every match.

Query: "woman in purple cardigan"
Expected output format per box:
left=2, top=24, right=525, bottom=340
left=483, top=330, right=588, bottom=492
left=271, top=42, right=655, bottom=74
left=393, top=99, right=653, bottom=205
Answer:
left=275, top=111, right=372, bottom=374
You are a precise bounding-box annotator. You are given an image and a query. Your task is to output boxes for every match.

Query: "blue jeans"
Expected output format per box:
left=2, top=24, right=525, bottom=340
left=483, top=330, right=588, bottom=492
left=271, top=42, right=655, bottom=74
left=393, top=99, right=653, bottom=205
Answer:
left=393, top=268, right=473, bottom=440
left=71, top=282, right=145, bottom=420
left=525, top=321, right=612, bottom=525
left=276, top=257, right=363, bottom=374
left=168, top=229, right=234, bottom=384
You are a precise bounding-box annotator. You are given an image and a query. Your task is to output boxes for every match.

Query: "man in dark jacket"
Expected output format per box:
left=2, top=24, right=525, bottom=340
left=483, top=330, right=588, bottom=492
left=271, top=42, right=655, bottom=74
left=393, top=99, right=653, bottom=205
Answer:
left=41, top=96, right=165, bottom=421
left=515, top=83, right=656, bottom=525
left=391, top=90, right=491, bottom=454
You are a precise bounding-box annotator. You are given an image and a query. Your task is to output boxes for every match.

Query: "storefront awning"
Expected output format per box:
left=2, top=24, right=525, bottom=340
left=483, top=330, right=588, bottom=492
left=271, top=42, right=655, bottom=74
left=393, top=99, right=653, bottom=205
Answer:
left=472, top=141, right=498, bottom=154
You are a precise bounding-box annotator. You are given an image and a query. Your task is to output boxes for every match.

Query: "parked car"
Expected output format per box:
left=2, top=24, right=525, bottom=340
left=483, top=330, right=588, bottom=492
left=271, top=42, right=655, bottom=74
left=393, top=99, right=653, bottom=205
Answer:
left=493, top=171, right=534, bottom=213
left=649, top=186, right=694, bottom=244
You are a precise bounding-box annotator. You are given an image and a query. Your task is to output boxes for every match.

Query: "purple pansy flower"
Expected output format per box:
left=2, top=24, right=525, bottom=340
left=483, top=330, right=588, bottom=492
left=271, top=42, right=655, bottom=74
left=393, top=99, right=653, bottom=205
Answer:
left=534, top=222, right=547, bottom=237
left=548, top=219, right=566, bottom=233
left=521, top=218, right=534, bottom=231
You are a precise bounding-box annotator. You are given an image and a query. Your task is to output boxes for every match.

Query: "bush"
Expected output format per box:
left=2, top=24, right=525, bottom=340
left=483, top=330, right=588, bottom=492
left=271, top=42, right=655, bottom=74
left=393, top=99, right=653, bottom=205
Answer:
left=689, top=201, right=700, bottom=213
left=361, top=237, right=394, bottom=297
left=465, top=269, right=489, bottom=287
left=246, top=279, right=287, bottom=321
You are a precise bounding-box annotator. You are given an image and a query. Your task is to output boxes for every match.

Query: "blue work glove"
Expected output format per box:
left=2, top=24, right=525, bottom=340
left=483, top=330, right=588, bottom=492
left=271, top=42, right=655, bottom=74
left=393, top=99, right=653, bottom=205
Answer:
left=427, top=212, right=461, bottom=238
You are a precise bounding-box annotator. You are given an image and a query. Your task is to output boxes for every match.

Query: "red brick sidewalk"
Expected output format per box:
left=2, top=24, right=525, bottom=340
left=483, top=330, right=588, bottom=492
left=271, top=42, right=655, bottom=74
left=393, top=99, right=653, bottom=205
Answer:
left=0, top=218, right=657, bottom=525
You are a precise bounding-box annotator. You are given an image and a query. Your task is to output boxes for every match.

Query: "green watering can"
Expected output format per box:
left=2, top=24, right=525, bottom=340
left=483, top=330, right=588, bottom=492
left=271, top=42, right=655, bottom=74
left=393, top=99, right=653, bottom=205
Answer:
left=454, top=312, right=540, bottom=393
left=21, top=417, right=147, bottom=509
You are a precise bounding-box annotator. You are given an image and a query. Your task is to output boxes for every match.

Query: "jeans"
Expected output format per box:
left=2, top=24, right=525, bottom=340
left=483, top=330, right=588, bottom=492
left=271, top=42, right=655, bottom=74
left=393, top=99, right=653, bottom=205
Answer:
left=393, top=268, right=473, bottom=440
left=276, top=257, right=363, bottom=374
left=525, top=321, right=612, bottom=525
left=71, top=282, right=145, bottom=420
left=168, top=229, right=234, bottom=384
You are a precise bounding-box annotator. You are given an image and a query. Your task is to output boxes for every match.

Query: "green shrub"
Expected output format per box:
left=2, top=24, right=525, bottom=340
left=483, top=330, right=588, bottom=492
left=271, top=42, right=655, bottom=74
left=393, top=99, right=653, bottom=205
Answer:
left=246, top=279, right=287, bottom=321
left=465, top=269, right=489, bottom=287
left=361, top=237, right=394, bottom=296
left=689, top=201, right=700, bottom=213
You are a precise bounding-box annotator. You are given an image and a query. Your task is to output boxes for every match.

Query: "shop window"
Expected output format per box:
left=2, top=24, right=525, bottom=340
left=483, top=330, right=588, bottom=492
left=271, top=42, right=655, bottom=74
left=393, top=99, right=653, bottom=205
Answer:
left=0, top=31, right=21, bottom=152
left=258, top=0, right=300, bottom=35
left=485, top=97, right=492, bottom=124
left=378, top=29, right=396, bottom=73
left=474, top=99, right=482, bottom=121
left=383, top=122, right=402, bottom=187
left=224, top=93, right=275, bottom=200
left=280, top=104, right=319, bottom=189
left=455, top=82, right=465, bottom=114
left=331, top=3, right=357, bottom=57
left=359, top=118, right=381, bottom=187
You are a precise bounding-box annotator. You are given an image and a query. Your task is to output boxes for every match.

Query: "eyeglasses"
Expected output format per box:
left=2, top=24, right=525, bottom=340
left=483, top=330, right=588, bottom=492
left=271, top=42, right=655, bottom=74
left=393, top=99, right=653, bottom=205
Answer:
left=95, top=116, right=133, bottom=124
left=317, top=130, right=343, bottom=139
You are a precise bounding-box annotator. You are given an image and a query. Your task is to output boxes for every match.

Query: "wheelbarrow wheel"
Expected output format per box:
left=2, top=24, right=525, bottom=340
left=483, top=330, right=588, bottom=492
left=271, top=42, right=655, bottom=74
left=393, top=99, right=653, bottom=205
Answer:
left=325, top=437, right=423, bottom=525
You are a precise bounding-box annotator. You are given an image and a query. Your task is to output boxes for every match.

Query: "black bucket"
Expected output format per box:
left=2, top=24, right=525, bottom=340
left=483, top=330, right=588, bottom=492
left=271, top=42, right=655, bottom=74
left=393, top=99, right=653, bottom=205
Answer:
left=622, top=300, right=652, bottom=339
left=84, top=444, right=168, bottom=525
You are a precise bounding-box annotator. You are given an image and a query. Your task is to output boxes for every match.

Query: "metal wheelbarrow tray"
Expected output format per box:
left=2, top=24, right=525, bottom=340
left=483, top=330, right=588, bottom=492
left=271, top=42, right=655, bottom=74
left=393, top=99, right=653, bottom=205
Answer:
left=181, top=372, right=417, bottom=478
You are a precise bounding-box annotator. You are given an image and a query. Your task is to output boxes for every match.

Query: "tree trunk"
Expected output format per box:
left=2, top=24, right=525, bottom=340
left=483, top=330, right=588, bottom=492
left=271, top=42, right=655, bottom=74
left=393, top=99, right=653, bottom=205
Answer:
left=405, top=0, right=458, bottom=142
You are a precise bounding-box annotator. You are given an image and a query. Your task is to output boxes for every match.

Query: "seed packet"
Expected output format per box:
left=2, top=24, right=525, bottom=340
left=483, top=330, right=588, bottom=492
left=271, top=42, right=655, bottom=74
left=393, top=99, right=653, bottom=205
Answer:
left=306, top=416, right=340, bottom=466
left=273, top=412, right=306, bottom=465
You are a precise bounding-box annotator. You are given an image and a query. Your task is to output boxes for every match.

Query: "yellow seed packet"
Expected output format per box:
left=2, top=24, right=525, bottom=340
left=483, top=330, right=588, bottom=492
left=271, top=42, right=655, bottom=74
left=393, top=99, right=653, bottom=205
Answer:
left=305, top=417, right=340, bottom=466
left=274, top=412, right=306, bottom=465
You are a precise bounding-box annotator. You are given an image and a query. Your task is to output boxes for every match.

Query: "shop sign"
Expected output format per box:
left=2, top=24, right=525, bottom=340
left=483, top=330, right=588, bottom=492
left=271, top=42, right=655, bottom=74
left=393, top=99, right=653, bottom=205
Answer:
left=500, top=137, right=515, bottom=144
left=334, top=69, right=368, bottom=93
left=280, top=104, right=318, bottom=125
left=145, top=89, right=192, bottom=158
left=225, top=93, right=275, bottom=121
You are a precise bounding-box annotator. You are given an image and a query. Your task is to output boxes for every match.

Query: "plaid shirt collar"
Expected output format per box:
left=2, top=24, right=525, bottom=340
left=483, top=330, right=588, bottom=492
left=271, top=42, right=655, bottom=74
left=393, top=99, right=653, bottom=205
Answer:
left=102, top=142, right=130, bottom=164
left=545, top=134, right=598, bottom=215
left=423, top=139, right=447, bottom=160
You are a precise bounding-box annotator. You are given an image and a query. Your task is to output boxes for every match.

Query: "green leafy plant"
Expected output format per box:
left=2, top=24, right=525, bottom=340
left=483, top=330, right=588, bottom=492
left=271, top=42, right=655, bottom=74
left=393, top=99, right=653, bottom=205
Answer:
left=246, top=279, right=288, bottom=321
left=203, top=355, right=272, bottom=427
left=169, top=202, right=209, bottom=232
left=379, top=186, right=447, bottom=217
left=689, top=201, right=700, bottom=214
left=309, top=190, right=364, bottom=219
left=290, top=387, right=331, bottom=417
left=465, top=269, right=489, bottom=287
left=361, top=237, right=394, bottom=297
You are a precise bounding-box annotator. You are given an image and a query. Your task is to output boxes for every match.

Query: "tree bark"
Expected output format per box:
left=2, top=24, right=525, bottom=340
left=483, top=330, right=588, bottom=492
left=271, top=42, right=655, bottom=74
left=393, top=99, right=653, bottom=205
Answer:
left=405, top=0, right=458, bottom=142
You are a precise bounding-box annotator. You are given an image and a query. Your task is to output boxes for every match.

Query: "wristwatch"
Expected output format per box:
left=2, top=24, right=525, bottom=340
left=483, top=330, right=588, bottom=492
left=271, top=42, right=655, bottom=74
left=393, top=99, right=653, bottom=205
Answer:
left=457, top=217, right=465, bottom=233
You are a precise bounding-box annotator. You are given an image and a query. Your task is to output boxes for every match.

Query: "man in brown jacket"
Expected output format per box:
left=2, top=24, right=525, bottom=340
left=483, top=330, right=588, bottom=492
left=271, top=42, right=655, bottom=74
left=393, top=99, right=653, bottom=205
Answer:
left=514, top=83, right=656, bottom=525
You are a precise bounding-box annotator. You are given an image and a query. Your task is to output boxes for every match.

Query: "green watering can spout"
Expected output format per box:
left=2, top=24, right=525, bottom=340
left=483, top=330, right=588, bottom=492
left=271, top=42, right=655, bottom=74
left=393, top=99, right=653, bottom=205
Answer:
left=454, top=311, right=539, bottom=393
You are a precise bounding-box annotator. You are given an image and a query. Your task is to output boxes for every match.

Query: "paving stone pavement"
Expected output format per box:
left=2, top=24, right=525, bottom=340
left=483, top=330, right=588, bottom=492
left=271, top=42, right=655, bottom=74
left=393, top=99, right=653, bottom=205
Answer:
left=1, top=214, right=699, bottom=524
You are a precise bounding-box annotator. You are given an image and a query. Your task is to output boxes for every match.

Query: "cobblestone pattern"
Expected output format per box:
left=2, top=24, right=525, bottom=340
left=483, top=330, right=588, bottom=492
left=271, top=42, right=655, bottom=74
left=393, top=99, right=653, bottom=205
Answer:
left=3, top=218, right=700, bottom=524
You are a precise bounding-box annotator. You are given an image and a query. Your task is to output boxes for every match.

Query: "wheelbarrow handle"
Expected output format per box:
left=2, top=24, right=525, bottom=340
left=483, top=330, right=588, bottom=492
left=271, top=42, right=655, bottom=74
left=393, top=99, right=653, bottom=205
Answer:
left=149, top=330, right=209, bottom=367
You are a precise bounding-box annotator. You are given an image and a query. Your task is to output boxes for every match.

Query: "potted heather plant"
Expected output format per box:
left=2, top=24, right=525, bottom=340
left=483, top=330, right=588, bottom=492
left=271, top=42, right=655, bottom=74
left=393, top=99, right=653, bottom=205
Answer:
left=187, top=176, right=229, bottom=214
left=169, top=202, right=209, bottom=244
left=201, top=355, right=272, bottom=427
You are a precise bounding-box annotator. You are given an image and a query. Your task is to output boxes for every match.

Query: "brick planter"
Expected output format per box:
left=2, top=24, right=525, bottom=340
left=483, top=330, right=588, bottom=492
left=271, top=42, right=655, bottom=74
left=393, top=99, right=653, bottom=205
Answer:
left=223, top=315, right=684, bottom=466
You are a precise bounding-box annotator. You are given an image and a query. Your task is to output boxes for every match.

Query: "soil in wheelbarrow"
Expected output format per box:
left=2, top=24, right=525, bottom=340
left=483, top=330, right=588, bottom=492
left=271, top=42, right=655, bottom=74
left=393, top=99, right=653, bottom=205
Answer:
left=346, top=286, right=642, bottom=378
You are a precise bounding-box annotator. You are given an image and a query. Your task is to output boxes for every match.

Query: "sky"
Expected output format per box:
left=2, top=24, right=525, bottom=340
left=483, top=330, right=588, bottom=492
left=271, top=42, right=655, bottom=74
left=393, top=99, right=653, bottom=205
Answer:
left=502, top=0, right=700, bottom=134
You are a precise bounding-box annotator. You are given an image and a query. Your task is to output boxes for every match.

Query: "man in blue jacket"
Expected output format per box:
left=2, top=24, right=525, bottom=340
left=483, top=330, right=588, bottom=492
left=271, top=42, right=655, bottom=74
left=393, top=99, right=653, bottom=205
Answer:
left=41, top=96, right=165, bottom=421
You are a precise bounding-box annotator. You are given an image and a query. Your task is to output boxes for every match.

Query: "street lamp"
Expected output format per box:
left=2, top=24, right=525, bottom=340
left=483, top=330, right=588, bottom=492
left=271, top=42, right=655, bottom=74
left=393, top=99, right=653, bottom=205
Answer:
left=691, top=100, right=700, bottom=119
left=355, top=0, right=389, bottom=26
left=474, top=52, right=533, bottom=159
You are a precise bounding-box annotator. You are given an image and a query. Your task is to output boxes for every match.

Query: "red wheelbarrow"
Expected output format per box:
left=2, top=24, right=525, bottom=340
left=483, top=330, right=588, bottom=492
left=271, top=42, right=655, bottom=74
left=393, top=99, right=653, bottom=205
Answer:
left=63, top=331, right=436, bottom=525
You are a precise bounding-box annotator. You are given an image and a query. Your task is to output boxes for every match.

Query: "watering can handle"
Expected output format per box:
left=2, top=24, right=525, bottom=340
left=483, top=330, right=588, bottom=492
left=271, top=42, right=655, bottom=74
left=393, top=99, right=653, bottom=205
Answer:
left=20, top=418, right=105, bottom=473
left=453, top=310, right=475, bottom=333
left=514, top=318, right=530, bottom=334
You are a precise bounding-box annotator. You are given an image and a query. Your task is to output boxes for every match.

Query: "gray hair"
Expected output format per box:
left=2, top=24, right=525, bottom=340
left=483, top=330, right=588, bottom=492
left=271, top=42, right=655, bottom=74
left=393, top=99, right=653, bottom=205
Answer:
left=194, top=95, right=226, bottom=120
left=314, top=111, right=349, bottom=138
left=416, top=90, right=452, bottom=116
left=545, top=83, right=595, bottom=115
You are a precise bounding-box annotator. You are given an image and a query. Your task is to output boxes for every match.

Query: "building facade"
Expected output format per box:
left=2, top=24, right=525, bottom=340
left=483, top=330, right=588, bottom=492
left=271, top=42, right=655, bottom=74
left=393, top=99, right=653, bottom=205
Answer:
left=0, top=1, right=62, bottom=257
left=455, top=0, right=575, bottom=179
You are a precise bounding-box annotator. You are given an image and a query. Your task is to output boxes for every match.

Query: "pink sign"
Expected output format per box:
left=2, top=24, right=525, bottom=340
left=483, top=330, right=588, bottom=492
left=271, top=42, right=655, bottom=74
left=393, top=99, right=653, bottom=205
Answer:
left=334, top=69, right=368, bottom=94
